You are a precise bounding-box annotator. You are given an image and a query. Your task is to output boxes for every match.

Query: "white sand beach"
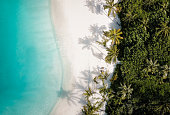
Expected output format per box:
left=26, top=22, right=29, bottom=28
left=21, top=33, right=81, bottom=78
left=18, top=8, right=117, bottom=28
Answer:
left=50, top=0, right=119, bottom=114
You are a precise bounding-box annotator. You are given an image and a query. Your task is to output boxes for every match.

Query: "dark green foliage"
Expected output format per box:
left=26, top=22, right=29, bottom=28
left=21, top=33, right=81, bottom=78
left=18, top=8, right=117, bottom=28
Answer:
left=106, top=0, right=170, bottom=114
left=82, top=0, right=170, bottom=114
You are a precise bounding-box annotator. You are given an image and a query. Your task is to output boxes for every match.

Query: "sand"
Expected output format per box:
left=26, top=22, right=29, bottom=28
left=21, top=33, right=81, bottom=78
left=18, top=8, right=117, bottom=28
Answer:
left=50, top=0, right=120, bottom=114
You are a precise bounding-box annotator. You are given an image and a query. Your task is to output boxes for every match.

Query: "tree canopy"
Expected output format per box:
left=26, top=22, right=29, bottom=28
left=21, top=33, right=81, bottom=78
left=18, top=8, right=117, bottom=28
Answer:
left=82, top=0, right=170, bottom=114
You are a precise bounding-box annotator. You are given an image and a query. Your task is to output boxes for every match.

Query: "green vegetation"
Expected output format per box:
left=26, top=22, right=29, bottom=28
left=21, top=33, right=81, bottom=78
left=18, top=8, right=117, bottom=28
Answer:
left=82, top=0, right=170, bottom=114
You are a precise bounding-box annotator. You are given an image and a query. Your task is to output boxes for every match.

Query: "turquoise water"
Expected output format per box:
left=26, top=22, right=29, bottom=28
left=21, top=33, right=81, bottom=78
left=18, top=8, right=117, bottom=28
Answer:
left=0, top=0, right=63, bottom=114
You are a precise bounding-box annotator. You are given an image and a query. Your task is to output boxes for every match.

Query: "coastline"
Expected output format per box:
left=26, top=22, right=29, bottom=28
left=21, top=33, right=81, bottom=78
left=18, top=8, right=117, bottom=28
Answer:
left=50, top=0, right=119, bottom=114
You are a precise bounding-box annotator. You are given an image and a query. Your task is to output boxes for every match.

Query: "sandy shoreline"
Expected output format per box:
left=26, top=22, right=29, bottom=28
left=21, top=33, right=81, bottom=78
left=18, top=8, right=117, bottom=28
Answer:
left=50, top=0, right=119, bottom=114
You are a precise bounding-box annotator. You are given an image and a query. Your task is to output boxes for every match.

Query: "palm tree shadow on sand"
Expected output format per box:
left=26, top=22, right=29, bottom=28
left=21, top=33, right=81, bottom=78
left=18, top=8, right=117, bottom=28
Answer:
left=55, top=87, right=80, bottom=105
left=54, top=0, right=121, bottom=114
left=79, top=24, right=107, bottom=61
left=55, top=67, right=101, bottom=107
left=85, top=0, right=104, bottom=15
left=76, top=1, right=121, bottom=113
left=86, top=0, right=121, bottom=29
left=76, top=68, right=102, bottom=106
left=79, top=0, right=121, bottom=60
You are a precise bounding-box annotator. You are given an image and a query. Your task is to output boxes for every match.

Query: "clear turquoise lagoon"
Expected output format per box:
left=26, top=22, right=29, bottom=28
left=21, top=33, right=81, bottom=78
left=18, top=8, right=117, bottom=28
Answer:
left=0, top=0, right=63, bottom=114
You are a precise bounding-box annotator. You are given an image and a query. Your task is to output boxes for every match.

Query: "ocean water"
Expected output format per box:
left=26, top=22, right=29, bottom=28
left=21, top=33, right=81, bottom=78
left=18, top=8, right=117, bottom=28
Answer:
left=0, top=0, right=63, bottom=114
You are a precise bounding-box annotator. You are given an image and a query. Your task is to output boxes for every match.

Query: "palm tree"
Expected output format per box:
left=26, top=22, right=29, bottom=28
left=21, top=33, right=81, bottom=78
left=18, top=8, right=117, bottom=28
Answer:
left=156, top=20, right=170, bottom=37
left=107, top=88, right=115, bottom=99
left=110, top=73, right=118, bottom=82
left=96, top=37, right=109, bottom=48
left=97, top=69, right=109, bottom=80
left=159, top=1, right=169, bottom=15
left=103, top=0, right=118, bottom=17
left=99, top=83, right=107, bottom=95
left=104, top=29, right=123, bottom=46
left=118, top=83, right=133, bottom=100
left=83, top=87, right=94, bottom=99
left=123, top=10, right=137, bottom=23
left=82, top=99, right=98, bottom=115
left=82, top=98, right=105, bottom=115
left=140, top=17, right=149, bottom=31
left=143, top=59, right=160, bottom=75
left=143, top=0, right=155, bottom=6
left=105, top=45, right=119, bottom=64
left=93, top=77, right=99, bottom=84
left=161, top=65, right=170, bottom=79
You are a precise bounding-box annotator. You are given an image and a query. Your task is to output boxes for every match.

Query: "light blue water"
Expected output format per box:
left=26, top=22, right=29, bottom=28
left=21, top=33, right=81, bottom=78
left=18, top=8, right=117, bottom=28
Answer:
left=0, top=0, right=63, bottom=114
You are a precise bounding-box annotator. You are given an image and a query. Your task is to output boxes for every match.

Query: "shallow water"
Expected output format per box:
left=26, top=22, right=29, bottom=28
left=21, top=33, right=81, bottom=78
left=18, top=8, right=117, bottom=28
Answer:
left=0, top=0, right=62, bottom=114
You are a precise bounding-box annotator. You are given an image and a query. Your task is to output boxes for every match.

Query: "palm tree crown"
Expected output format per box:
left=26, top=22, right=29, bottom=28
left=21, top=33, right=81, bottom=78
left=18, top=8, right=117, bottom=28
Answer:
left=104, top=0, right=118, bottom=17
left=104, top=29, right=123, bottom=45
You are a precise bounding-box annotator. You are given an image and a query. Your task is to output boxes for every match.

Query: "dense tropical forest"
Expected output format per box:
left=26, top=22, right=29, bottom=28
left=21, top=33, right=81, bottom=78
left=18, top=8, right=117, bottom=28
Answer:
left=82, top=0, right=170, bottom=114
